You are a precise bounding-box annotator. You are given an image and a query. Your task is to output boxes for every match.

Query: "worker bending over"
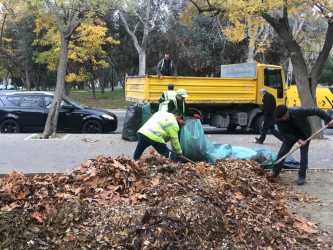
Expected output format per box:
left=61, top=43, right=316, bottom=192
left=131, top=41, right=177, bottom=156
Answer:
left=270, top=105, right=333, bottom=185
left=133, top=109, right=183, bottom=160
left=167, top=88, right=201, bottom=125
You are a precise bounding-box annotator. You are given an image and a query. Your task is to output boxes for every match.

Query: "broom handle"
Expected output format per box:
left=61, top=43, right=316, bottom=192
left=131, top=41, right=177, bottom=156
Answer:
left=274, top=124, right=329, bottom=165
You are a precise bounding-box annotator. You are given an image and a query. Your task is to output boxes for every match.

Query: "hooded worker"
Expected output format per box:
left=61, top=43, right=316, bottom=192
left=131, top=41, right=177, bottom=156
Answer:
left=133, top=109, right=183, bottom=160
left=167, top=88, right=201, bottom=125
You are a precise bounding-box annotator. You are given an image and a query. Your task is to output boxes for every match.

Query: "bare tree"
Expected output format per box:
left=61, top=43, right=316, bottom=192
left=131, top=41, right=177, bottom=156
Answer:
left=118, top=0, right=151, bottom=76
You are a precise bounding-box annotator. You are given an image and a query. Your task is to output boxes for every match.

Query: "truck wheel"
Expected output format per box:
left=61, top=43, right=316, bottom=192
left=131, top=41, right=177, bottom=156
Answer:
left=253, top=114, right=264, bottom=134
left=227, top=124, right=237, bottom=131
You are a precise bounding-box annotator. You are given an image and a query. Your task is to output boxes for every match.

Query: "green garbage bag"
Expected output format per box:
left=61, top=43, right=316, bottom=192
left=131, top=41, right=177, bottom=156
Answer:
left=180, top=118, right=276, bottom=164
left=141, top=103, right=152, bottom=126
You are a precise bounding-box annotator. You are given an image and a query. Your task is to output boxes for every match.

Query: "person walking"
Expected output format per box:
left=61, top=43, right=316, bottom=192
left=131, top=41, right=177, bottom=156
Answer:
left=156, top=53, right=178, bottom=79
left=269, top=105, right=333, bottom=185
left=159, top=83, right=177, bottom=111
left=253, top=88, right=285, bottom=144
left=133, top=109, right=183, bottom=161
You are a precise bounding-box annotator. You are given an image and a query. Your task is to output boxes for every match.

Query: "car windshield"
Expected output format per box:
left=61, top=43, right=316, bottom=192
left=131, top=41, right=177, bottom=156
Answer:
left=64, top=97, right=86, bottom=109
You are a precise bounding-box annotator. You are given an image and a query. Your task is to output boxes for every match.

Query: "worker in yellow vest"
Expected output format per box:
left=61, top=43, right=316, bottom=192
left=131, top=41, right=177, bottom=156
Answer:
left=133, top=109, right=183, bottom=160
left=159, top=83, right=177, bottom=111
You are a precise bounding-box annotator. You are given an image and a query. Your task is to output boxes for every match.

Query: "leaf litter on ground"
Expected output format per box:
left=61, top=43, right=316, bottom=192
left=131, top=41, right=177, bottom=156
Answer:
left=0, top=150, right=332, bottom=249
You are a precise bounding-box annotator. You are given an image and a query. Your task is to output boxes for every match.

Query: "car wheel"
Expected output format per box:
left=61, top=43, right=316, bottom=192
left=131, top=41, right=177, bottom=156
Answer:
left=0, top=119, right=21, bottom=133
left=82, top=120, right=103, bottom=133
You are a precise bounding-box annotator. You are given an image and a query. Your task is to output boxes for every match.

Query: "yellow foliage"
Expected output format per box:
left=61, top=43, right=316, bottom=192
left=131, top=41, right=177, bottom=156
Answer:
left=222, top=22, right=246, bottom=42
left=33, top=13, right=119, bottom=83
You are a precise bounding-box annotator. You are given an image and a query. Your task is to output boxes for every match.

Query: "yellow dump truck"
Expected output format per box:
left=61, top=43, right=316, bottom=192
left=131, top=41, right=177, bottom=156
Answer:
left=286, top=85, right=333, bottom=112
left=125, top=63, right=288, bottom=133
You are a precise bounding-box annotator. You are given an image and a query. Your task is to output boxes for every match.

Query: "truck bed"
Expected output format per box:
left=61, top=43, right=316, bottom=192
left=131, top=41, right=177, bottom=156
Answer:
left=125, top=75, right=258, bottom=105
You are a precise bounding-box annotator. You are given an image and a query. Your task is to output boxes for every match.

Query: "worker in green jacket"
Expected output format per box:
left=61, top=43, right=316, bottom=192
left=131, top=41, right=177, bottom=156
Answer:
left=133, top=109, right=183, bottom=160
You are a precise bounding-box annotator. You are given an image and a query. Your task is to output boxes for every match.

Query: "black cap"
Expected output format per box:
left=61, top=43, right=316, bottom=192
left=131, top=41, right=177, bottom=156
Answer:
left=273, top=105, right=288, bottom=118
left=167, top=83, right=174, bottom=90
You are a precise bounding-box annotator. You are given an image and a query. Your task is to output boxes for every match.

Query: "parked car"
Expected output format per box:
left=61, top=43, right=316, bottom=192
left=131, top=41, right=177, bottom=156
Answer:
left=0, top=84, right=14, bottom=90
left=0, top=91, right=118, bottom=133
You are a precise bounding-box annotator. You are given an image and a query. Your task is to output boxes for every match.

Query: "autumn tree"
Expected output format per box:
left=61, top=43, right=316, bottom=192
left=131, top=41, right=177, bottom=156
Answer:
left=0, top=0, right=37, bottom=90
left=187, top=0, right=333, bottom=133
left=38, top=0, right=88, bottom=138
left=33, top=13, right=119, bottom=96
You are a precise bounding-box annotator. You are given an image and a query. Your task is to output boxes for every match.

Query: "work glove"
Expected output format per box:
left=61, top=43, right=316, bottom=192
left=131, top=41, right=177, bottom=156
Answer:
left=174, top=75, right=178, bottom=80
left=179, top=119, right=185, bottom=126
left=193, top=114, right=201, bottom=119
left=159, top=75, right=163, bottom=80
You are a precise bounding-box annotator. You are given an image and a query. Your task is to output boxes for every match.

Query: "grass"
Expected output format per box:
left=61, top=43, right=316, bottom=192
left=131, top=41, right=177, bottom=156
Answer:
left=69, top=89, right=134, bottom=109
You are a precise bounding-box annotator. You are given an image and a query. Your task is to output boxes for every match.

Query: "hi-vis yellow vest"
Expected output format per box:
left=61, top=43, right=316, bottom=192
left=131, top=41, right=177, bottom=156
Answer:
left=159, top=90, right=177, bottom=111
left=138, top=111, right=182, bottom=154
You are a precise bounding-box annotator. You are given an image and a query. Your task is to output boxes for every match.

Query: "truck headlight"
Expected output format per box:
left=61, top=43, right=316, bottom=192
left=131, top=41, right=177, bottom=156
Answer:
left=102, top=114, right=114, bottom=120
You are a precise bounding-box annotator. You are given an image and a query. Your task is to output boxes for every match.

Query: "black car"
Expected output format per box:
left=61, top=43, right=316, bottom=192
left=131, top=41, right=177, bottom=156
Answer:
left=0, top=91, right=117, bottom=133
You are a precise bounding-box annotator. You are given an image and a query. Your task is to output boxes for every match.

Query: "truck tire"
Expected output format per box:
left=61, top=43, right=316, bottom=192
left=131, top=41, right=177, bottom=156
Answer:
left=253, top=114, right=264, bottom=134
left=227, top=124, right=237, bottom=131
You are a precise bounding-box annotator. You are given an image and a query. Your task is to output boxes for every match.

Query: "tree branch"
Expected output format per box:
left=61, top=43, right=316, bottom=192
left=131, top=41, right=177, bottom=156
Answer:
left=310, top=21, right=333, bottom=80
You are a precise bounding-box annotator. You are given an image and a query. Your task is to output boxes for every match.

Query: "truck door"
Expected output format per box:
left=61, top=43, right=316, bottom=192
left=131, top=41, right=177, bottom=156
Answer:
left=263, top=68, right=285, bottom=105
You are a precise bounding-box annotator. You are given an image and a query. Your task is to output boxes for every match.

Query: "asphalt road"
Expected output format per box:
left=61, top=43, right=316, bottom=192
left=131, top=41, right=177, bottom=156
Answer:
left=0, top=110, right=333, bottom=175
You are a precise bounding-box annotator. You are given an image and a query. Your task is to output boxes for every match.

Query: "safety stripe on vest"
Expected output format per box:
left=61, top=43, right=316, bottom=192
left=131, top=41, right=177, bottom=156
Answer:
left=156, top=121, right=166, bottom=130
left=165, top=122, right=177, bottom=128
left=173, top=148, right=181, bottom=153
left=147, top=128, right=163, bottom=139
left=170, top=136, right=178, bottom=140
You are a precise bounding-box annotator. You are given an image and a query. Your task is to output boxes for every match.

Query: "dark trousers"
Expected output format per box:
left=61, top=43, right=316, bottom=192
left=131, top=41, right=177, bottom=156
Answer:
left=273, top=140, right=310, bottom=178
left=133, top=133, right=169, bottom=160
left=257, top=124, right=285, bottom=143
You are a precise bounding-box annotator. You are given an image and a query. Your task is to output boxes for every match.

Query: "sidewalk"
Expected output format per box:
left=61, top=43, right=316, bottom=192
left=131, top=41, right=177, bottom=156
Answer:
left=1, top=133, right=333, bottom=175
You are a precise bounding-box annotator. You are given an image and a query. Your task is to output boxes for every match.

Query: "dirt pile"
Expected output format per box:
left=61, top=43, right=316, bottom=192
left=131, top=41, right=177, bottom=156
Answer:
left=0, top=151, right=331, bottom=249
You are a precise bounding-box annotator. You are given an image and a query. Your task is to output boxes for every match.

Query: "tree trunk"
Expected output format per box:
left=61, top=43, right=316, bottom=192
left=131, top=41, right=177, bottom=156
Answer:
left=286, top=58, right=293, bottom=86
left=263, top=14, right=324, bottom=137
left=247, top=44, right=255, bottom=63
left=42, top=34, right=69, bottom=139
left=138, top=50, right=146, bottom=75
left=64, top=82, right=72, bottom=97
left=91, top=81, right=96, bottom=99
left=100, top=71, right=105, bottom=94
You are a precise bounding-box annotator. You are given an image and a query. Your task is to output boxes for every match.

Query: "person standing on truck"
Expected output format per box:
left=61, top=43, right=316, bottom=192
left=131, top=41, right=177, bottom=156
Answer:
left=253, top=88, right=285, bottom=144
left=159, top=83, right=177, bottom=111
left=133, top=109, right=183, bottom=160
left=269, top=105, right=333, bottom=185
left=167, top=88, right=201, bottom=126
left=156, top=53, right=178, bottom=79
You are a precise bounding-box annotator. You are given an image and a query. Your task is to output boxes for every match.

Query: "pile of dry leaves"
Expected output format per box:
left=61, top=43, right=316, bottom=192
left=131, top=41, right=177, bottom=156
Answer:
left=0, top=151, right=331, bottom=249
